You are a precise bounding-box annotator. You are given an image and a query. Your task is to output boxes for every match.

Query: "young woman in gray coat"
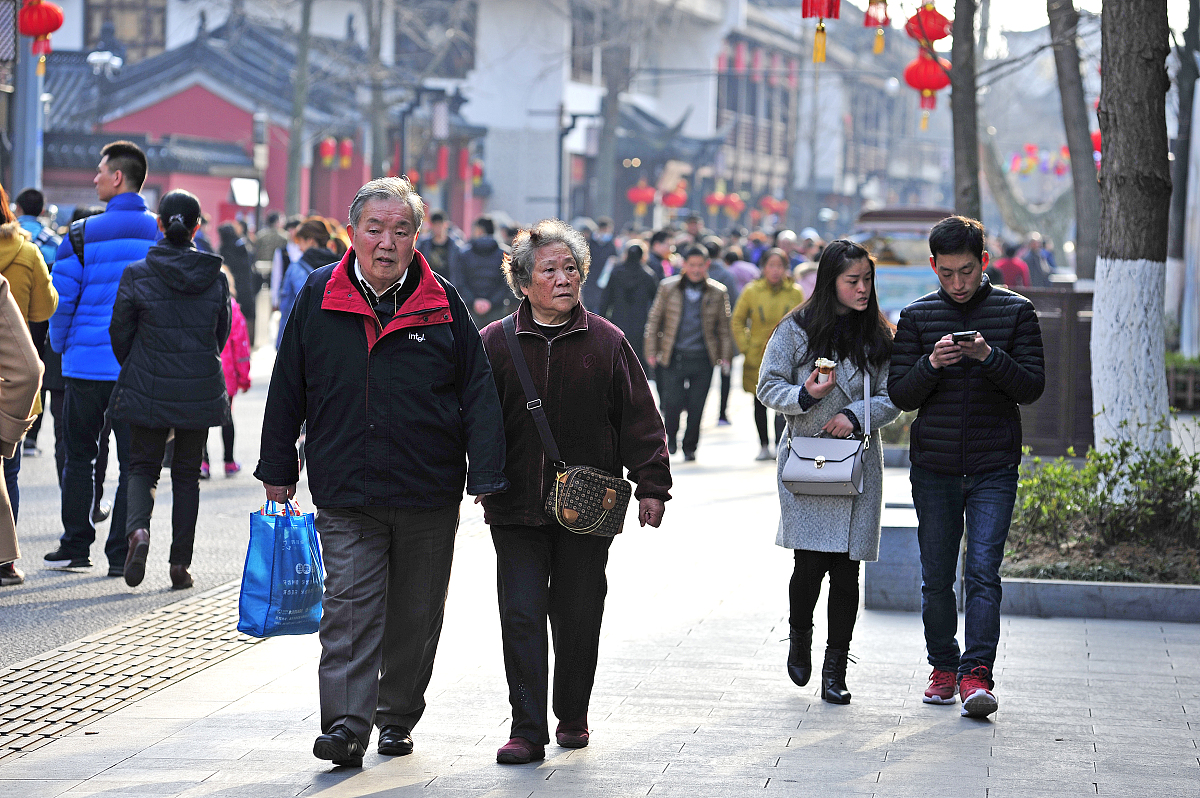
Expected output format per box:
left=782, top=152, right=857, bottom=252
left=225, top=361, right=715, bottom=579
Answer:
left=757, top=240, right=900, bottom=704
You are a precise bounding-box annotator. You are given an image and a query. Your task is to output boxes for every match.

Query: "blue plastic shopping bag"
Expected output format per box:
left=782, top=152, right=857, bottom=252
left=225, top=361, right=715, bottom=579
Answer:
left=237, top=500, right=324, bottom=637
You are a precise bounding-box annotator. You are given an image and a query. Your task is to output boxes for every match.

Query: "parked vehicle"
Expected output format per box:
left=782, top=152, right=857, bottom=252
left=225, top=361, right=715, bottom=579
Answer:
left=847, top=207, right=952, bottom=320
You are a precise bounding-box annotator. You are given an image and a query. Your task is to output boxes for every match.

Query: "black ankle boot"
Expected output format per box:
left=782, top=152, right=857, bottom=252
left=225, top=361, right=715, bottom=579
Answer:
left=820, top=648, right=852, bottom=704
left=787, top=625, right=813, bottom=686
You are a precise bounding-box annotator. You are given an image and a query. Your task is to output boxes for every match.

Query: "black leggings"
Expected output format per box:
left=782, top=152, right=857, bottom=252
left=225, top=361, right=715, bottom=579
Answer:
left=127, top=425, right=207, bottom=566
left=789, top=549, right=861, bottom=650
left=754, top=397, right=786, bottom=447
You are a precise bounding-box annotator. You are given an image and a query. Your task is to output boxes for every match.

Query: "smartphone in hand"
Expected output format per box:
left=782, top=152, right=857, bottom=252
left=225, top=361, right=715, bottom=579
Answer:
left=952, top=330, right=978, bottom=343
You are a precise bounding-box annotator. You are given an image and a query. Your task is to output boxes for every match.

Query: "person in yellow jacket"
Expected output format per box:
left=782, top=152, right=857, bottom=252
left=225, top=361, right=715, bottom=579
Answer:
left=731, top=248, right=804, bottom=460
left=0, top=186, right=57, bottom=577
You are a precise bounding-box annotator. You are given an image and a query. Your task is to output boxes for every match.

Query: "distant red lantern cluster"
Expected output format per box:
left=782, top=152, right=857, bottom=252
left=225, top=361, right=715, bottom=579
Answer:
left=704, top=191, right=726, bottom=216
left=759, top=196, right=789, bottom=217
left=723, top=193, right=745, bottom=219
left=903, top=2, right=952, bottom=131
left=319, top=137, right=354, bottom=170
left=626, top=182, right=656, bottom=216
left=661, top=182, right=688, bottom=209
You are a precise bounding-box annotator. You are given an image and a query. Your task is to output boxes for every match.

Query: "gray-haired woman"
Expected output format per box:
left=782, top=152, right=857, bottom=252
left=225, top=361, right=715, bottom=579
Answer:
left=479, top=218, right=673, bottom=765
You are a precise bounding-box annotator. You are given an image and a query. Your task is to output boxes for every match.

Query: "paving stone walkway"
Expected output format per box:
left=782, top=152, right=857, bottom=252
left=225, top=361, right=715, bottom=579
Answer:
left=0, top=400, right=1196, bottom=797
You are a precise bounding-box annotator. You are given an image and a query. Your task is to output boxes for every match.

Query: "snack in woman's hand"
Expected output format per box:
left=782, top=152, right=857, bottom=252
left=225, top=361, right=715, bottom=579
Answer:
left=815, top=357, right=836, bottom=383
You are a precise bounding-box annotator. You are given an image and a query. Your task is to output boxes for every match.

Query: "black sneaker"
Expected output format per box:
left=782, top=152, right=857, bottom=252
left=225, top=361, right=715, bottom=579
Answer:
left=0, top=562, right=24, bottom=585
left=22, top=441, right=40, bottom=457
left=43, top=548, right=92, bottom=569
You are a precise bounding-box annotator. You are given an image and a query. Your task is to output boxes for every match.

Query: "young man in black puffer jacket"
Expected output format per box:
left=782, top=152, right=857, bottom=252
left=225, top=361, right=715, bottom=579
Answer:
left=888, top=216, right=1045, bottom=720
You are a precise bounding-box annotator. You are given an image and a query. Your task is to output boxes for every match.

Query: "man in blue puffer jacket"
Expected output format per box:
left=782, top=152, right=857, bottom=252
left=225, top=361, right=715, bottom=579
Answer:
left=44, top=140, right=159, bottom=574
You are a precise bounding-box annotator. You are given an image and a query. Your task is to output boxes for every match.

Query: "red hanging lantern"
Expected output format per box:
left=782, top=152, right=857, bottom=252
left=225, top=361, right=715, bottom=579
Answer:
left=338, top=138, right=354, bottom=170
left=661, top=182, right=688, bottom=209
left=471, top=160, right=484, bottom=186
left=864, top=1, right=889, bottom=54
left=723, top=193, right=745, bottom=219
left=626, top=182, right=656, bottom=217
left=319, top=137, right=337, bottom=168
left=705, top=191, right=726, bottom=216
left=1091, top=129, right=1102, bottom=170
left=734, top=41, right=748, bottom=74
left=18, top=0, right=64, bottom=65
left=768, top=52, right=782, bottom=87
left=905, top=2, right=952, bottom=46
left=903, top=49, right=951, bottom=130
left=802, top=0, right=841, bottom=64
left=405, top=169, right=420, bottom=186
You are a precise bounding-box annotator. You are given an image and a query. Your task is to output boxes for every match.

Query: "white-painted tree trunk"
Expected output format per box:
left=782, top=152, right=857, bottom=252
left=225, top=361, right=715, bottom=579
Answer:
left=1091, top=257, right=1171, bottom=449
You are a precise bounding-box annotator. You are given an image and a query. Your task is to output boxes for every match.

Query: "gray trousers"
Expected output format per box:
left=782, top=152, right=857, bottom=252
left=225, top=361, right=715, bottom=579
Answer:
left=315, top=505, right=459, bottom=746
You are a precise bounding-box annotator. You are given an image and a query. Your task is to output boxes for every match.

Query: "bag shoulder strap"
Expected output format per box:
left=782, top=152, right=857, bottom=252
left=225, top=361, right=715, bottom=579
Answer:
left=863, top=369, right=871, bottom=440
left=68, top=218, right=86, bottom=264
left=502, top=313, right=564, bottom=466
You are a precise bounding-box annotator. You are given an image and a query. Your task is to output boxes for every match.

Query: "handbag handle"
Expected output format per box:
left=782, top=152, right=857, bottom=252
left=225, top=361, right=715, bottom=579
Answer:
left=261, top=499, right=302, bottom=517
left=788, top=365, right=871, bottom=448
left=503, top=313, right=567, bottom=469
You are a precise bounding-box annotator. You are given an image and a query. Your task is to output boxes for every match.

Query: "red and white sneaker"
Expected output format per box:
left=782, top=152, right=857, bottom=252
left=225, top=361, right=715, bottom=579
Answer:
left=923, top=668, right=958, bottom=704
left=959, top=666, right=998, bottom=718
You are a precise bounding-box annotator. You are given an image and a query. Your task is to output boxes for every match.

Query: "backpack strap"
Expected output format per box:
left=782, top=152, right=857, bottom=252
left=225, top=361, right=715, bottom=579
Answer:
left=68, top=218, right=87, bottom=264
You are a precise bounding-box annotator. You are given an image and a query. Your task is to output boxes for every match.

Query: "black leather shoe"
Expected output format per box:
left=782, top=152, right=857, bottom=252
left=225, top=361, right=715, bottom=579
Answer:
left=123, top=529, right=150, bottom=587
left=313, top=724, right=364, bottom=767
left=377, top=725, right=413, bottom=756
left=787, top=624, right=813, bottom=687
left=820, top=647, right=853, bottom=705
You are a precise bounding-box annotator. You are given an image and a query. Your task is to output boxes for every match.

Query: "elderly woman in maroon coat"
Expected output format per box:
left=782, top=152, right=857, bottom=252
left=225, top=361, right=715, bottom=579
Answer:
left=480, top=218, right=672, bottom=765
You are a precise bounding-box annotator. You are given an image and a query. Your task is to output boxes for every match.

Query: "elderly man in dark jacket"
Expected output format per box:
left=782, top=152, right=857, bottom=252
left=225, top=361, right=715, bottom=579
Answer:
left=256, top=177, right=508, bottom=768
left=479, top=218, right=671, bottom=765
left=888, top=215, right=1044, bottom=721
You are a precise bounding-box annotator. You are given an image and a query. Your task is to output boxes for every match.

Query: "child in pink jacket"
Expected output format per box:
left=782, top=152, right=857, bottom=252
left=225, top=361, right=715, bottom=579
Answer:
left=202, top=271, right=251, bottom=478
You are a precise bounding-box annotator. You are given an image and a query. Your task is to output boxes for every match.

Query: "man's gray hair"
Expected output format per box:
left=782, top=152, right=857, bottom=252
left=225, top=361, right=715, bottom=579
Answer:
left=503, top=218, right=591, bottom=297
left=348, top=177, right=425, bottom=231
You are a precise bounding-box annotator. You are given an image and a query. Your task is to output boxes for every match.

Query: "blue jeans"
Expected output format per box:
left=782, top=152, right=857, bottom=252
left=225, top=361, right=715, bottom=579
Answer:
left=910, top=464, right=1018, bottom=676
left=58, top=378, right=130, bottom=567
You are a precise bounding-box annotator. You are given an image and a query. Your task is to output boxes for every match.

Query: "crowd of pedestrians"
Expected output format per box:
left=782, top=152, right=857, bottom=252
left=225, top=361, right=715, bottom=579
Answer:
left=0, top=158, right=1046, bottom=771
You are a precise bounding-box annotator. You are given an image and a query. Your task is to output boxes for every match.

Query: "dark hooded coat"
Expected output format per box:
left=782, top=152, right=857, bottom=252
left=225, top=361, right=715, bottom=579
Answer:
left=109, top=240, right=232, bottom=429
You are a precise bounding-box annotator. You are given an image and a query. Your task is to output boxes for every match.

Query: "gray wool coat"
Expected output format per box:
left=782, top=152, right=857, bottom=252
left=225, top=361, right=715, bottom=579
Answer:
left=756, top=320, right=901, bottom=561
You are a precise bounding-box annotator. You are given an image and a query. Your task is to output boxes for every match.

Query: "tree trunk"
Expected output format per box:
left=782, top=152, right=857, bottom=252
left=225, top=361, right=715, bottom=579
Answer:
left=1047, top=0, right=1101, bottom=281
left=1166, top=0, right=1200, bottom=321
left=1093, top=0, right=1173, bottom=450
left=366, top=0, right=387, bottom=180
left=286, top=0, right=314, bottom=216
left=951, top=0, right=981, bottom=220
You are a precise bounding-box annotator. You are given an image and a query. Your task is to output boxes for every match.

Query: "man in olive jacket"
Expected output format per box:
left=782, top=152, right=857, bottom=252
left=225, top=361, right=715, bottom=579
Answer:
left=256, top=178, right=508, bottom=767
left=888, top=216, right=1044, bottom=720
left=643, top=245, right=733, bottom=460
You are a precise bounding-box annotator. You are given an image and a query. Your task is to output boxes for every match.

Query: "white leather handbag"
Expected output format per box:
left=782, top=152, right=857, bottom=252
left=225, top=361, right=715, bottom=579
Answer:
left=780, top=370, right=870, bottom=496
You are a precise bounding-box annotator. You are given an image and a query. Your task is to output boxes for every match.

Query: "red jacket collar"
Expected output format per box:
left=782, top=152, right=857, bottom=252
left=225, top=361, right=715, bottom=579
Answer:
left=321, top=248, right=452, bottom=349
left=514, top=298, right=588, bottom=337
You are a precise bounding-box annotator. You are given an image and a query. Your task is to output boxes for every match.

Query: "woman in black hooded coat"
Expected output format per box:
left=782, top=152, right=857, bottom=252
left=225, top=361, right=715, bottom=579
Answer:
left=109, top=190, right=231, bottom=591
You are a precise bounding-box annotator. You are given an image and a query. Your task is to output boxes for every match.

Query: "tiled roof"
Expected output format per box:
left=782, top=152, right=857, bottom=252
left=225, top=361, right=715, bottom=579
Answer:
left=44, top=15, right=385, bottom=135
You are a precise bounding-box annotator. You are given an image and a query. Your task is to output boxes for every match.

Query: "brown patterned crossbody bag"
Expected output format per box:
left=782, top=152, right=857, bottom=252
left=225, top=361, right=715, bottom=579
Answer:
left=503, top=314, right=632, bottom=537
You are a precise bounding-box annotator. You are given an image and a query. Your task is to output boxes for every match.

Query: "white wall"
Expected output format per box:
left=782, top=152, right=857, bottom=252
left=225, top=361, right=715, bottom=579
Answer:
left=56, top=0, right=85, bottom=51
left=464, top=0, right=571, bottom=224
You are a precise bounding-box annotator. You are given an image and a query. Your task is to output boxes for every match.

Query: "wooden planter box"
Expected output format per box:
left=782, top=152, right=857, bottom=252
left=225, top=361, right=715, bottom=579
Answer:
left=1167, top=364, right=1200, bottom=411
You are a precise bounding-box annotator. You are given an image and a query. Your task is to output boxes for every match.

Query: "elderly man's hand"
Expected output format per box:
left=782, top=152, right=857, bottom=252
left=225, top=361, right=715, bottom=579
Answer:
left=638, top=498, right=665, bottom=528
left=263, top=482, right=296, bottom=504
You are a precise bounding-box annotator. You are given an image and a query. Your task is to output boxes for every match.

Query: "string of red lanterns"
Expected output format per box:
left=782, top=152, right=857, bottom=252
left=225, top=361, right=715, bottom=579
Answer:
left=903, top=1, right=953, bottom=131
